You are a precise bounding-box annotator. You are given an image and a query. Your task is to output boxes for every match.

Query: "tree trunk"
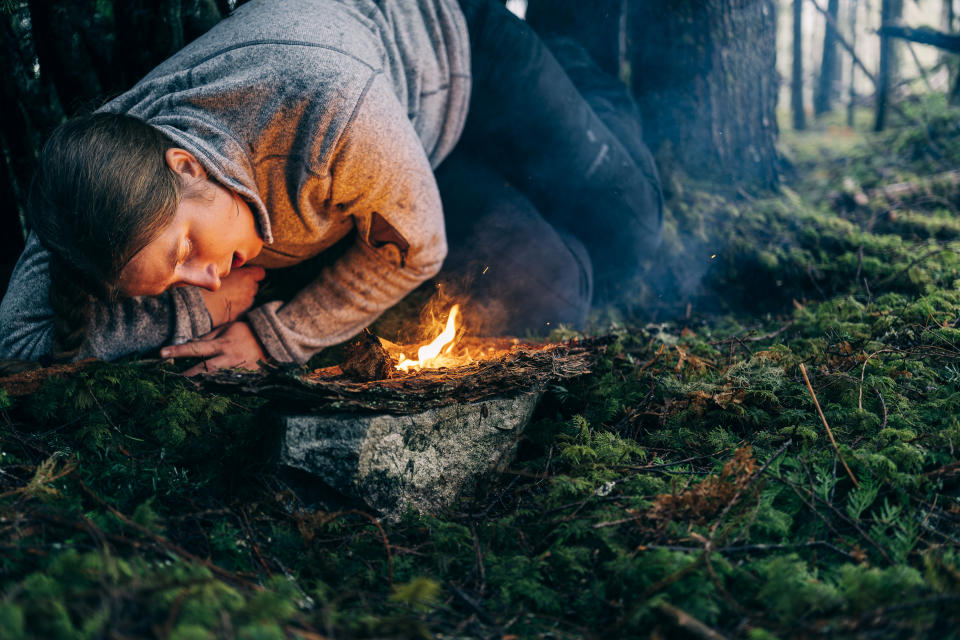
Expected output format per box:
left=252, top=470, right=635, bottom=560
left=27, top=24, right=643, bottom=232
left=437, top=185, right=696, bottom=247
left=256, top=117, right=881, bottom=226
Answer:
left=814, top=0, right=841, bottom=116
left=0, top=145, right=25, bottom=298
left=0, top=12, right=31, bottom=292
left=0, top=8, right=60, bottom=236
left=847, top=0, right=858, bottom=126
left=182, top=0, right=226, bottom=42
left=793, top=0, right=807, bottom=130
left=948, top=0, right=960, bottom=104
left=630, top=0, right=780, bottom=190
left=26, top=0, right=104, bottom=115
left=112, top=0, right=224, bottom=91
left=874, top=0, right=903, bottom=131
left=113, top=0, right=184, bottom=90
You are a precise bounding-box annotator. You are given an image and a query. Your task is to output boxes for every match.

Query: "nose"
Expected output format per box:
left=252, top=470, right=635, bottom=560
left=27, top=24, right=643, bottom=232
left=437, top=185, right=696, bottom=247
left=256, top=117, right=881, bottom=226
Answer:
left=180, top=263, right=221, bottom=291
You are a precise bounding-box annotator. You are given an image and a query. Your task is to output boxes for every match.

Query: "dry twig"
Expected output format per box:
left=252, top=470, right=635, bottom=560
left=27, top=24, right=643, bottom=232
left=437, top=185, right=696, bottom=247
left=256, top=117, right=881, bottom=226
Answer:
left=654, top=601, right=729, bottom=640
left=799, top=363, right=859, bottom=488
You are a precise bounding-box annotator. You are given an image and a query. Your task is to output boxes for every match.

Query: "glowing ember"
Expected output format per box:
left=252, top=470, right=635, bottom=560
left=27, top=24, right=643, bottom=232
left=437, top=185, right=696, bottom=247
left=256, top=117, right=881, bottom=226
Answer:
left=396, top=305, right=460, bottom=372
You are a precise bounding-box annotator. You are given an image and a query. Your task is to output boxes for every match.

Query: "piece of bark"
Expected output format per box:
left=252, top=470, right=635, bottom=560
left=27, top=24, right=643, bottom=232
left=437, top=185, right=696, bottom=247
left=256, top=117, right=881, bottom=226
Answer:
left=0, top=358, right=99, bottom=397
left=341, top=329, right=395, bottom=381
left=200, top=336, right=609, bottom=414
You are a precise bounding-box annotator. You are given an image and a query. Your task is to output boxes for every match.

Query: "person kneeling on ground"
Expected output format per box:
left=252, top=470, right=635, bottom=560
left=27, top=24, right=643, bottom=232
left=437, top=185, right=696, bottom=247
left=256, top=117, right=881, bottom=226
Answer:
left=0, top=0, right=662, bottom=375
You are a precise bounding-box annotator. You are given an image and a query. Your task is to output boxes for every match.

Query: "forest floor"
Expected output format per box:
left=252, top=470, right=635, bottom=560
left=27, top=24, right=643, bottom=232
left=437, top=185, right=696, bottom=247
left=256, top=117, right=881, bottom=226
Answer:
left=4, top=97, right=960, bottom=639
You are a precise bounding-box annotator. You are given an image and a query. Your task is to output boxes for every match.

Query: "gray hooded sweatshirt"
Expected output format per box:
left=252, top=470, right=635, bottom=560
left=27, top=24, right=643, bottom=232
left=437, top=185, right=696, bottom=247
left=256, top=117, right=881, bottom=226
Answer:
left=0, top=0, right=470, bottom=364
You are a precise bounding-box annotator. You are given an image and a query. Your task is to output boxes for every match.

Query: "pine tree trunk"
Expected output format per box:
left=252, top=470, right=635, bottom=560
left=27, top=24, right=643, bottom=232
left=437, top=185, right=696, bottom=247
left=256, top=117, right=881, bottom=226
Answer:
left=847, top=0, right=859, bottom=126
left=0, top=20, right=30, bottom=295
left=814, top=0, right=841, bottom=116
left=26, top=0, right=104, bottom=114
left=874, top=0, right=903, bottom=131
left=793, top=0, right=807, bottom=130
left=0, top=150, right=25, bottom=298
left=0, top=8, right=59, bottom=236
left=945, top=0, right=960, bottom=105
left=113, top=0, right=226, bottom=91
left=630, top=0, right=779, bottom=189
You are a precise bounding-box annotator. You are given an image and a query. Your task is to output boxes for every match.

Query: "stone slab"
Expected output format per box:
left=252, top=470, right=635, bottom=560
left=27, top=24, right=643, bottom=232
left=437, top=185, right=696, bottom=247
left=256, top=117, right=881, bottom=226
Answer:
left=278, top=389, right=542, bottom=520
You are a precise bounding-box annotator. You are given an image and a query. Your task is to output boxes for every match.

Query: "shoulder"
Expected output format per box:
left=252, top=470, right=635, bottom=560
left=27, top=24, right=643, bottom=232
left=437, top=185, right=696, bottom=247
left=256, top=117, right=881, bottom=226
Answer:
left=142, top=0, right=387, bottom=82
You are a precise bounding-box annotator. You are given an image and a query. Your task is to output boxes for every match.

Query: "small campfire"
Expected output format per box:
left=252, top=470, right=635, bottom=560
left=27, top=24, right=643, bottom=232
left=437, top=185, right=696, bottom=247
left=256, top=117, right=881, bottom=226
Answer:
left=333, top=303, right=525, bottom=383
left=204, top=302, right=604, bottom=414
left=265, top=302, right=606, bottom=519
left=393, top=303, right=462, bottom=372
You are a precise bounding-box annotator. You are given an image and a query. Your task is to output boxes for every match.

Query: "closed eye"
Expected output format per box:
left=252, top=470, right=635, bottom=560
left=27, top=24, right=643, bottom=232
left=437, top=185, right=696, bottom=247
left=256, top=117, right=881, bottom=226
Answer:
left=175, top=238, right=192, bottom=266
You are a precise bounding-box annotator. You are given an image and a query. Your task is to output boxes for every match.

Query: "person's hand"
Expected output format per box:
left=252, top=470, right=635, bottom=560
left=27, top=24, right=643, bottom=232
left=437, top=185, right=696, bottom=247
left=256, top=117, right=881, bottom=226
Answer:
left=160, top=321, right=267, bottom=376
left=199, top=266, right=266, bottom=327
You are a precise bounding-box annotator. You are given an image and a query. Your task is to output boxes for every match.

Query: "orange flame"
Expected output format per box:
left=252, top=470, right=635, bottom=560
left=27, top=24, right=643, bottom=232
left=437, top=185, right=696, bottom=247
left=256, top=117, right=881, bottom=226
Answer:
left=395, top=304, right=460, bottom=371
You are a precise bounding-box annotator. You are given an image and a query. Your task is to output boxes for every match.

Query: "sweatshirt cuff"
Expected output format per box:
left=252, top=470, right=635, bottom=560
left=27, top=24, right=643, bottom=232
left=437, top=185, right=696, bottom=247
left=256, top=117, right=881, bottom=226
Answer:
left=246, top=302, right=298, bottom=364
left=169, top=287, right=213, bottom=345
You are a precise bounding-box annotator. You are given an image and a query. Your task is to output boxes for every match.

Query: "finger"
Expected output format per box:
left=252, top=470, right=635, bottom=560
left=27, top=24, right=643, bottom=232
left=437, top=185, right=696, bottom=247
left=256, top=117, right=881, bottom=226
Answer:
left=183, top=357, right=227, bottom=376
left=183, top=353, right=262, bottom=376
left=161, top=339, right=225, bottom=359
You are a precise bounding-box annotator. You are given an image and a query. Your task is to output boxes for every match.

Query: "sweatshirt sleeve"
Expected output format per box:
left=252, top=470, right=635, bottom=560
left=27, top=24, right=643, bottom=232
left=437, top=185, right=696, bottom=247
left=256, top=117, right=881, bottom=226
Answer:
left=245, top=73, right=448, bottom=364
left=0, top=232, right=213, bottom=361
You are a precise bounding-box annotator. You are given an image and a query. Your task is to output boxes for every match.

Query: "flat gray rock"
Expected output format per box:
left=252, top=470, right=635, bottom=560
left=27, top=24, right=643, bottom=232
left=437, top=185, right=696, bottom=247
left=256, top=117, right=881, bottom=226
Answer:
left=278, top=389, right=542, bottom=519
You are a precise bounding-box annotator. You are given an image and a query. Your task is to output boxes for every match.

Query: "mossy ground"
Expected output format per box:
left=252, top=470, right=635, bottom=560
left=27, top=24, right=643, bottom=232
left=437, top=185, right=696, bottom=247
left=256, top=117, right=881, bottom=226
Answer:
left=5, top=98, right=960, bottom=639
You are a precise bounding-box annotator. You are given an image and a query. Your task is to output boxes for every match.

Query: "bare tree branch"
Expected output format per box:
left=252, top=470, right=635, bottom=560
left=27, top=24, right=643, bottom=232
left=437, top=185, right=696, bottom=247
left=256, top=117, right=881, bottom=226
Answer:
left=878, top=24, right=960, bottom=53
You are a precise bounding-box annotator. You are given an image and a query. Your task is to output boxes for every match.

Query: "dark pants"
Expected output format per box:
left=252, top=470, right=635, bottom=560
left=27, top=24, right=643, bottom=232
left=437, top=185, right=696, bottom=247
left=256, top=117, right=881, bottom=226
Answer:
left=437, top=0, right=663, bottom=336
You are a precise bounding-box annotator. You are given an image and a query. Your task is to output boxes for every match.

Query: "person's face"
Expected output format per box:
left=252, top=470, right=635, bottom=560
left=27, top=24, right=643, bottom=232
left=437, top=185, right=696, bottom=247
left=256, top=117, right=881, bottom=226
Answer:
left=118, top=149, right=264, bottom=297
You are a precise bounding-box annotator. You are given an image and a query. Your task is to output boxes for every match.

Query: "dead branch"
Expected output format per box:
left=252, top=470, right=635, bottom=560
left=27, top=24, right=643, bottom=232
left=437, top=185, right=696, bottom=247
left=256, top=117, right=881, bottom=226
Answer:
left=781, top=474, right=894, bottom=564
left=852, top=594, right=960, bottom=631
left=871, top=247, right=956, bottom=290
left=807, top=0, right=877, bottom=87
left=905, top=41, right=934, bottom=93
left=342, top=509, right=394, bottom=587
left=77, top=479, right=261, bottom=591
left=807, top=0, right=937, bottom=138
left=875, top=387, right=888, bottom=430
left=870, top=170, right=960, bottom=205
left=640, top=552, right=707, bottom=600
left=709, top=320, right=795, bottom=346
left=799, top=363, right=860, bottom=488
left=878, top=24, right=960, bottom=53
left=448, top=582, right=496, bottom=626
left=654, top=601, right=729, bottom=640
left=858, top=349, right=892, bottom=411
left=708, top=439, right=792, bottom=540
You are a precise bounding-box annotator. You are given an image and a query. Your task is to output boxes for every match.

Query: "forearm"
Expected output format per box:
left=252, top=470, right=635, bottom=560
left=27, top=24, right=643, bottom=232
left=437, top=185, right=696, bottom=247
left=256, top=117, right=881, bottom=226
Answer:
left=85, top=287, right=213, bottom=360
left=246, top=239, right=444, bottom=363
left=0, top=233, right=212, bottom=361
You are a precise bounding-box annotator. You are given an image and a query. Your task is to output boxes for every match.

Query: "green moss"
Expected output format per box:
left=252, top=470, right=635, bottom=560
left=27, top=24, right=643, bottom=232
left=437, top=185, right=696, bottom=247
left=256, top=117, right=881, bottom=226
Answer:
left=6, top=95, right=960, bottom=639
